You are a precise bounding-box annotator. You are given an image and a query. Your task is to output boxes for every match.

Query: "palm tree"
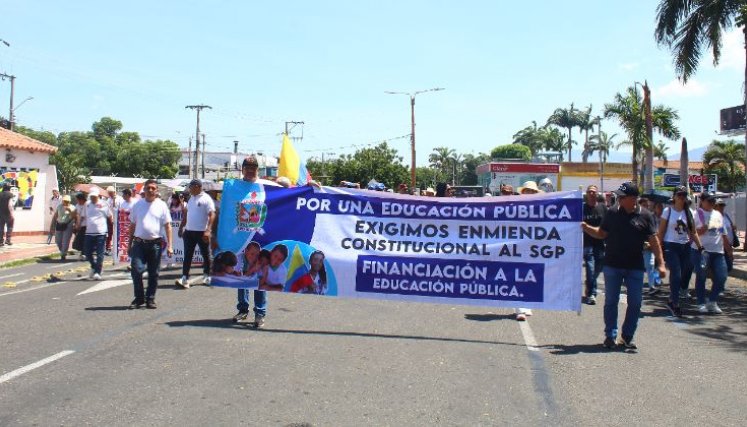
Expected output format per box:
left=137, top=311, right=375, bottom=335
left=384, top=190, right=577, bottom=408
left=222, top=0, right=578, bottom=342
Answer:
left=589, top=131, right=617, bottom=192
left=451, top=152, right=464, bottom=185
left=578, top=105, right=600, bottom=163
left=512, top=121, right=545, bottom=155
left=654, top=141, right=669, bottom=165
left=429, top=146, right=455, bottom=182
left=704, top=139, right=747, bottom=192
left=604, top=86, right=681, bottom=185
left=547, top=103, right=583, bottom=162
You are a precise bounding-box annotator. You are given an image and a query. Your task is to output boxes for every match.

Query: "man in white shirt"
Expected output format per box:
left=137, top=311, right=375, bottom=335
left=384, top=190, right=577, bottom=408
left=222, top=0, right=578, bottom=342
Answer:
left=105, top=186, right=123, bottom=255
left=177, top=179, right=215, bottom=288
left=127, top=179, right=173, bottom=309
left=77, top=188, right=113, bottom=280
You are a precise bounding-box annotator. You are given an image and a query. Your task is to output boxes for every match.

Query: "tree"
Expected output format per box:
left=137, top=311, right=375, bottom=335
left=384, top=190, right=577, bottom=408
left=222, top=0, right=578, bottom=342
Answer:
left=604, top=86, right=680, bottom=184
left=703, top=139, right=746, bottom=192
left=458, top=152, right=490, bottom=186
left=654, top=141, right=669, bottom=164
left=578, top=105, right=600, bottom=163
left=315, top=142, right=408, bottom=189
left=428, top=146, right=455, bottom=182
left=512, top=121, right=545, bottom=155
left=589, top=131, right=617, bottom=193
left=546, top=103, right=583, bottom=162
left=491, top=144, right=531, bottom=161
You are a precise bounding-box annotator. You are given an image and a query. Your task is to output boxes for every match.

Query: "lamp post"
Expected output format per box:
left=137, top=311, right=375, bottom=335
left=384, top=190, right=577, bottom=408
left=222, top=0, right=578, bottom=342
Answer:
left=385, top=87, right=444, bottom=190
left=10, top=96, right=33, bottom=131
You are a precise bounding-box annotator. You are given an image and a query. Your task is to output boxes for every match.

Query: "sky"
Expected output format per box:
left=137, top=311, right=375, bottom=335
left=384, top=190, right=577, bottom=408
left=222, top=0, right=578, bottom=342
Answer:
left=0, top=0, right=744, bottom=167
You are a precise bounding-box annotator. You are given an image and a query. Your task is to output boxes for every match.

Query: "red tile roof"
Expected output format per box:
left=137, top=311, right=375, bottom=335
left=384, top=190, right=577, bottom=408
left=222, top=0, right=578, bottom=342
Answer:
left=0, top=127, right=57, bottom=154
left=653, top=160, right=704, bottom=170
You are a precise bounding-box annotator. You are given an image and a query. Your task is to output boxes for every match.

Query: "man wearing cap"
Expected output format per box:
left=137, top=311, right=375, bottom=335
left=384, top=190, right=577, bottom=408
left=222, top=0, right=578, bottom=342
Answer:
left=582, top=182, right=666, bottom=350
left=127, top=179, right=173, bottom=309
left=177, top=179, right=215, bottom=288
left=582, top=185, right=606, bottom=305
left=77, top=188, right=113, bottom=280
left=691, top=192, right=732, bottom=314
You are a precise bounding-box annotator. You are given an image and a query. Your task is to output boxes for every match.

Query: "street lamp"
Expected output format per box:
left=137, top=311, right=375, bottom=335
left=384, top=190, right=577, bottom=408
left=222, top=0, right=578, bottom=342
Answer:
left=385, top=87, right=444, bottom=190
left=10, top=96, right=33, bottom=131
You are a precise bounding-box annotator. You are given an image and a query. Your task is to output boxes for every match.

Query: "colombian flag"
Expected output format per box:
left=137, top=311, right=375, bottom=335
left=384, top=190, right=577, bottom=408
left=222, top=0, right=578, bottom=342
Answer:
left=278, top=133, right=311, bottom=186
left=284, top=245, right=309, bottom=292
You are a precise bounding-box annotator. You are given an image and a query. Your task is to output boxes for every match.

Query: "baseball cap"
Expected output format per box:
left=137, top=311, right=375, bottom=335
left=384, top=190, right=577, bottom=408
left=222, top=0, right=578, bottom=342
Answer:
left=700, top=191, right=716, bottom=202
left=674, top=185, right=688, bottom=195
left=189, top=179, right=202, bottom=187
left=89, top=188, right=100, bottom=197
left=62, top=195, right=71, bottom=202
left=715, top=198, right=726, bottom=206
left=242, top=156, right=259, bottom=167
left=106, top=186, right=115, bottom=192
left=613, top=182, right=639, bottom=197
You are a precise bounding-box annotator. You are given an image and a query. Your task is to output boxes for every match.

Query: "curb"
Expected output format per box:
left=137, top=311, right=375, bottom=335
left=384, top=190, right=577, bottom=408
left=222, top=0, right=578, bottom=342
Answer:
left=729, top=268, right=747, bottom=281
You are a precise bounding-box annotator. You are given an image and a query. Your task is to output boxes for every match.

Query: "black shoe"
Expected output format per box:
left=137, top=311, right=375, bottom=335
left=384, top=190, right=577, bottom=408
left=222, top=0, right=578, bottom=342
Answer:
left=587, top=295, right=597, bottom=305
left=232, top=311, right=249, bottom=323
left=618, top=335, right=638, bottom=350
left=129, top=299, right=144, bottom=309
left=4, top=240, right=11, bottom=246
left=146, top=299, right=157, bottom=309
left=603, top=337, right=616, bottom=349
left=666, top=301, right=682, bottom=317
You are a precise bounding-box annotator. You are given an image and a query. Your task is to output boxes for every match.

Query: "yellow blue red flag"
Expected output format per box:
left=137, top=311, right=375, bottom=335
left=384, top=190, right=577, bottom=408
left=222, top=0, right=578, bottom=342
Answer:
left=278, top=133, right=310, bottom=186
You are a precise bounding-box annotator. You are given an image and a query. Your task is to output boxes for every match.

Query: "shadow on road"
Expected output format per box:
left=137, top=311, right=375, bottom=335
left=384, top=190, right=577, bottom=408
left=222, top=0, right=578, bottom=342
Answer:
left=464, top=313, right=516, bottom=322
left=164, top=319, right=525, bottom=347
left=542, top=343, right=625, bottom=355
left=85, top=306, right=132, bottom=311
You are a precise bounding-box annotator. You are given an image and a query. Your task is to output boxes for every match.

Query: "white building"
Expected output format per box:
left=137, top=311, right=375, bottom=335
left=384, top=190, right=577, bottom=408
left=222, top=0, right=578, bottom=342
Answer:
left=178, top=150, right=278, bottom=180
left=0, top=127, right=59, bottom=234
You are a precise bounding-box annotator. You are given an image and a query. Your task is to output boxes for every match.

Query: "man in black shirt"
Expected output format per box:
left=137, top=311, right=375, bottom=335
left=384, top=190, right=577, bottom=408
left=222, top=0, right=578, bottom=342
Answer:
left=582, top=182, right=666, bottom=350
left=582, top=185, right=605, bottom=305
left=0, top=184, right=14, bottom=246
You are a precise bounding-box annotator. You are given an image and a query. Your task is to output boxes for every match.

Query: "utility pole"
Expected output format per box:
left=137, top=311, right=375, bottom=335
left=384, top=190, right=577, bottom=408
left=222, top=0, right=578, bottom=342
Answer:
left=0, top=73, right=16, bottom=131
left=642, top=81, right=654, bottom=192
left=385, top=88, right=445, bottom=190
left=187, top=136, right=193, bottom=177
left=284, top=121, right=305, bottom=143
left=185, top=104, right=211, bottom=179
left=201, top=133, right=206, bottom=179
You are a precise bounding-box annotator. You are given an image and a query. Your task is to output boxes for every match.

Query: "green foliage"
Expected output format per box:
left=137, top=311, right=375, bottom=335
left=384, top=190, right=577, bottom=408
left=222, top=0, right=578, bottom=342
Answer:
left=490, top=144, right=532, bottom=161
left=314, top=142, right=409, bottom=189
left=458, top=152, right=490, bottom=185
left=703, top=139, right=746, bottom=192
left=546, top=103, right=584, bottom=162
left=512, top=122, right=567, bottom=158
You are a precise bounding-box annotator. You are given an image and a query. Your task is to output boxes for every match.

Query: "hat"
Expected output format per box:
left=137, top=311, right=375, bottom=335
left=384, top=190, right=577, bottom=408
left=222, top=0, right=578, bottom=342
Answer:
left=586, top=185, right=598, bottom=192
left=242, top=156, right=259, bottom=167
left=673, top=185, right=688, bottom=195
left=106, top=186, right=115, bottom=193
left=89, top=188, right=100, bottom=197
left=518, top=181, right=543, bottom=194
left=62, top=195, right=71, bottom=202
left=700, top=191, right=716, bottom=202
left=613, top=182, right=639, bottom=197
left=189, top=179, right=202, bottom=187
left=715, top=198, right=726, bottom=206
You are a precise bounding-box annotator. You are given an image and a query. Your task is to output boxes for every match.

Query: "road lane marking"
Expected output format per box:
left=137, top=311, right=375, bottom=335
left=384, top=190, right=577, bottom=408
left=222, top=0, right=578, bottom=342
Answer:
left=46, top=262, right=75, bottom=270
left=518, top=319, right=539, bottom=351
left=0, top=281, right=68, bottom=298
left=0, top=350, right=75, bottom=384
left=0, top=273, right=23, bottom=280
left=77, top=279, right=132, bottom=295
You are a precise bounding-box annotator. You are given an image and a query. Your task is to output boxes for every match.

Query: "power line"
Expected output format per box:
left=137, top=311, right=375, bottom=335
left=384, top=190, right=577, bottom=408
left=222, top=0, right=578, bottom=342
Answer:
left=301, top=133, right=411, bottom=153
left=185, top=104, right=211, bottom=179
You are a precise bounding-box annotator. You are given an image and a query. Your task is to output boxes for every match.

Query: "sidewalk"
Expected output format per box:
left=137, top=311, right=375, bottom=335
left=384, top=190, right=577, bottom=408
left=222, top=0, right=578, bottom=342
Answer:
left=0, top=234, right=59, bottom=266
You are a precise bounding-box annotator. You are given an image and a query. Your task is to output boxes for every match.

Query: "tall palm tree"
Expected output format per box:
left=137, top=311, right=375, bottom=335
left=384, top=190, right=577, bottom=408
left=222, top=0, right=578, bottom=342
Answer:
left=604, top=86, right=681, bottom=185
left=578, top=105, right=600, bottom=163
left=429, top=146, right=455, bottom=182
left=547, top=103, right=583, bottom=162
left=589, top=131, right=617, bottom=192
left=654, top=141, right=669, bottom=165
left=704, top=139, right=746, bottom=192
left=512, top=121, right=545, bottom=155
left=451, top=152, right=464, bottom=185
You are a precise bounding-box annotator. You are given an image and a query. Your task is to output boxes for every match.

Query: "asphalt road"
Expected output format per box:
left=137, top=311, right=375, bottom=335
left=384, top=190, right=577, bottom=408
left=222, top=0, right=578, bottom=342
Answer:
left=1, top=258, right=746, bottom=426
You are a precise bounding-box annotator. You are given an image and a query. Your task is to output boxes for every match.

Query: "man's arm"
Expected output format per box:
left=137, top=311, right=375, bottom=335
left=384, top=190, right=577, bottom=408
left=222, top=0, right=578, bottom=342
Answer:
left=127, top=222, right=136, bottom=254
left=648, top=234, right=667, bottom=279
left=179, top=207, right=187, bottom=237
left=581, top=222, right=608, bottom=240
left=164, top=221, right=174, bottom=256
left=204, top=210, right=215, bottom=242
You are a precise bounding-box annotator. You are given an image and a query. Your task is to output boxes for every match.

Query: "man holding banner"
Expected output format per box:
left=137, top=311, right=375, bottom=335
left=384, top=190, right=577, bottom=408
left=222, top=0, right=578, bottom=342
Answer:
left=583, top=182, right=666, bottom=350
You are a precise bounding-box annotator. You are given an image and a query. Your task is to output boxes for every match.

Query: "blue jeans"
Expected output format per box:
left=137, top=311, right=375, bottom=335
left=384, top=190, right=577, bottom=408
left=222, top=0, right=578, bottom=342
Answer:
left=130, top=239, right=163, bottom=302
left=691, top=251, right=727, bottom=305
left=237, top=289, right=267, bottom=317
left=84, top=234, right=106, bottom=274
left=603, top=266, right=644, bottom=340
left=583, top=246, right=604, bottom=297
left=643, top=249, right=661, bottom=288
left=182, top=230, right=211, bottom=278
left=663, top=242, right=693, bottom=303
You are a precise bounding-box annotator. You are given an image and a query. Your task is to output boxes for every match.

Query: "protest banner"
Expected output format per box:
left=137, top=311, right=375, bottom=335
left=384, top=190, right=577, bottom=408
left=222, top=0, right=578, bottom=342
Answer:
left=212, top=180, right=583, bottom=311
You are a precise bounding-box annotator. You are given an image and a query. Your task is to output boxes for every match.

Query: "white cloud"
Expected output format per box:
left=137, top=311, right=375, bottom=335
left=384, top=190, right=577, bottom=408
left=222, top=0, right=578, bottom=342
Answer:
left=654, top=78, right=709, bottom=98
left=716, top=29, right=743, bottom=71
left=618, top=62, right=639, bottom=72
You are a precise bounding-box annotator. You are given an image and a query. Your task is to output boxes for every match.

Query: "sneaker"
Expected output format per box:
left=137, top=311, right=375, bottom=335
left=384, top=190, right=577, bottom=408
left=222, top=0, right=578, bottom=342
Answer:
left=88, top=270, right=96, bottom=280
left=232, top=311, right=249, bottom=323
left=666, top=301, right=682, bottom=318
left=5, top=240, right=11, bottom=246
left=92, top=273, right=102, bottom=281
left=253, top=314, right=265, bottom=328
left=706, top=302, right=723, bottom=314
left=146, top=299, right=157, bottom=309
left=176, top=276, right=189, bottom=289
left=203, top=274, right=211, bottom=286
left=129, top=299, right=144, bottom=309
left=587, top=295, right=597, bottom=305
left=697, top=304, right=708, bottom=314
left=680, top=290, right=691, bottom=300
left=78, top=254, right=85, bottom=261
left=603, top=337, right=616, bottom=349
left=618, top=335, right=638, bottom=350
